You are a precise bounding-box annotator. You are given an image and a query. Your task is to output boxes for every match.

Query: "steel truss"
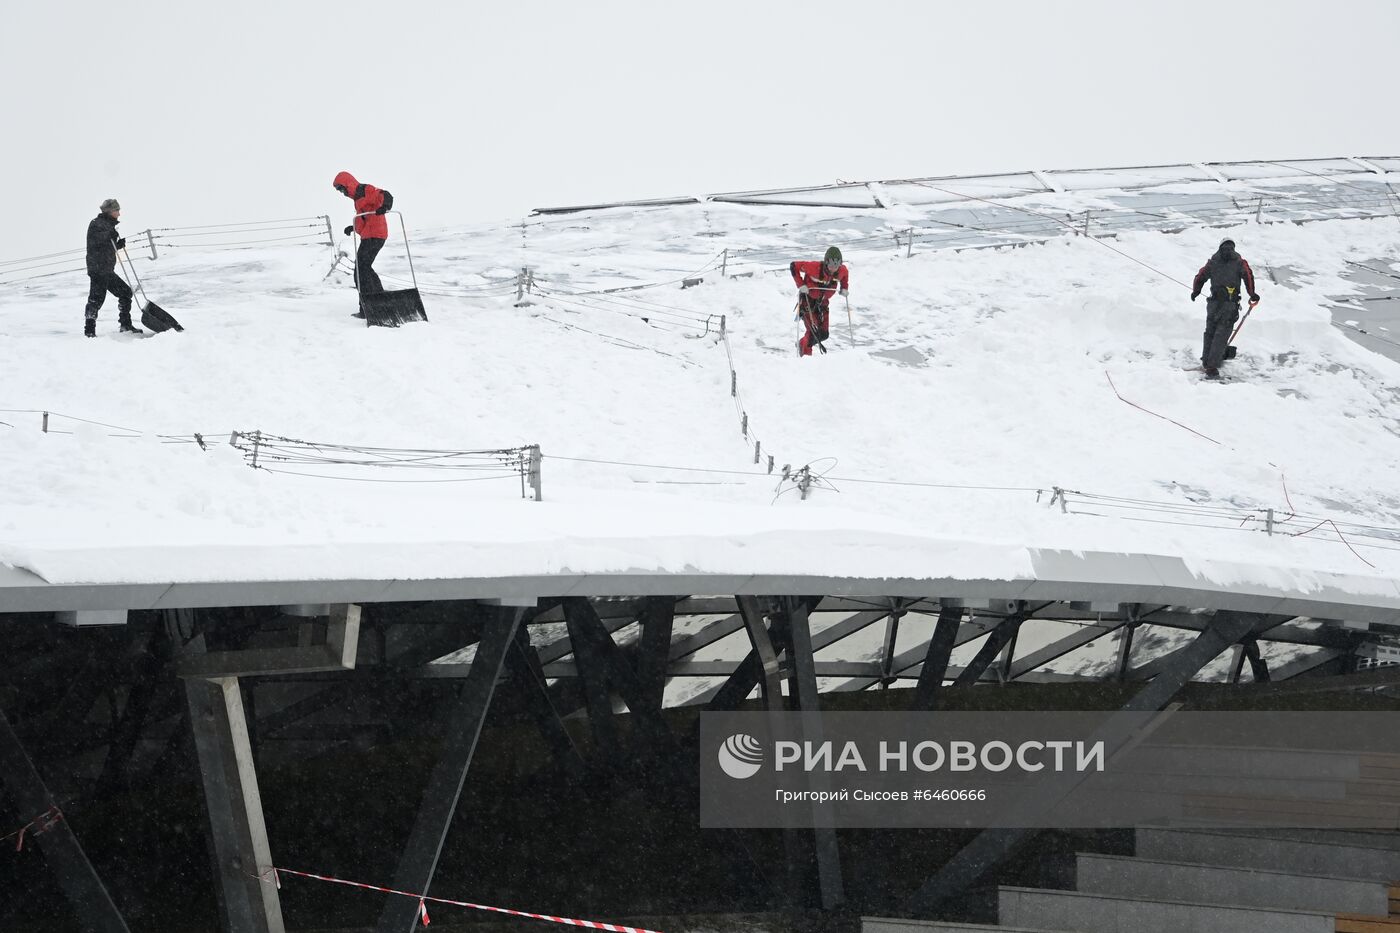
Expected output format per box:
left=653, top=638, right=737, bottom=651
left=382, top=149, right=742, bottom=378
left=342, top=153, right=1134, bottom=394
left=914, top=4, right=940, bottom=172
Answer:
left=0, top=591, right=1391, bottom=932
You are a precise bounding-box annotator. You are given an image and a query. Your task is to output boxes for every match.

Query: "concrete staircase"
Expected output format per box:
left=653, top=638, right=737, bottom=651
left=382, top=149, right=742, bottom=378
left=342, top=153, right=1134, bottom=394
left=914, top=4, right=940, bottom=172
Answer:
left=864, top=828, right=1400, bottom=933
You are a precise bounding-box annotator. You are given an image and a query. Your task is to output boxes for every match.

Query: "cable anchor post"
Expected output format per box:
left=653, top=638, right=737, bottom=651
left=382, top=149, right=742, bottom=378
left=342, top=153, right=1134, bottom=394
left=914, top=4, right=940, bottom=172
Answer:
left=797, top=466, right=813, bottom=501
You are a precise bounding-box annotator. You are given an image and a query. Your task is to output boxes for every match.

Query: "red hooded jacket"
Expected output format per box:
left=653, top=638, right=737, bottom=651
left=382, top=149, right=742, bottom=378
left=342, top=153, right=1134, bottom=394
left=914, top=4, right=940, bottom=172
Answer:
left=789, top=260, right=848, bottom=304
left=334, top=171, right=390, bottom=240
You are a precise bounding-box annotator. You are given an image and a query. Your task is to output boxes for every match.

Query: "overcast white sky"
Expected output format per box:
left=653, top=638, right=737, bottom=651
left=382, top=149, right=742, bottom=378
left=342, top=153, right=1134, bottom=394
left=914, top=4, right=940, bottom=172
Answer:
left=4, top=0, right=1398, bottom=261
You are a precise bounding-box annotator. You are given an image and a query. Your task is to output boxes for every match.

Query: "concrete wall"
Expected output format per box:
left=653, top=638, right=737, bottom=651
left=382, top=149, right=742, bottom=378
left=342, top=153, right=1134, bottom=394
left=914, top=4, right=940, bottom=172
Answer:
left=998, top=886, right=1335, bottom=933
left=1076, top=852, right=1390, bottom=916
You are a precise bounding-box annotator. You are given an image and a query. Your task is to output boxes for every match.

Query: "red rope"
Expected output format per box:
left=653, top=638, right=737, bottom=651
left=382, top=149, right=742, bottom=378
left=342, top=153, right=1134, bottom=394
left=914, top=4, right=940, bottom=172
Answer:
left=1289, top=518, right=1376, bottom=568
left=1104, top=371, right=1222, bottom=445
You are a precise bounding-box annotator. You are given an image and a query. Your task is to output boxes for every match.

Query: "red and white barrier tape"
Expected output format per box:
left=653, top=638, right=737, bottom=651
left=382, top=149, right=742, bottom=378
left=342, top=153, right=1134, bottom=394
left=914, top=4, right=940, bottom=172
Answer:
left=265, top=866, right=664, bottom=933
left=3, top=806, right=63, bottom=852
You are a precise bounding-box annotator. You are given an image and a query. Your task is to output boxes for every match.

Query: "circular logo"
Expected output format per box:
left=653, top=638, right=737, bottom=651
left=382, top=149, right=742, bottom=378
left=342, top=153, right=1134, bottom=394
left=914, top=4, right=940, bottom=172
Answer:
left=718, top=733, right=764, bottom=779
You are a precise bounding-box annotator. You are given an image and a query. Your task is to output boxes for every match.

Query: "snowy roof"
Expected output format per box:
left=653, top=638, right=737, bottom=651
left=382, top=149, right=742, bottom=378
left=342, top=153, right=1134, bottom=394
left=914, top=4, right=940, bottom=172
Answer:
left=4, top=159, right=1400, bottom=636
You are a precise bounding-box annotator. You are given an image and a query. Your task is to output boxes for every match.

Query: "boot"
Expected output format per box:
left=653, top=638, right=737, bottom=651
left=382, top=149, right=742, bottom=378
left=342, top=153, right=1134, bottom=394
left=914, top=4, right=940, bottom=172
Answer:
left=84, top=318, right=96, bottom=338
left=119, top=312, right=143, bottom=334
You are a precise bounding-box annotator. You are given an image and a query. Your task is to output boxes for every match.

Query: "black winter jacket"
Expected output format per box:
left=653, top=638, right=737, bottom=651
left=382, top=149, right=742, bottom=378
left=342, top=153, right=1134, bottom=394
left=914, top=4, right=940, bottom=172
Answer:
left=1192, top=248, right=1258, bottom=303
left=85, top=213, right=121, bottom=276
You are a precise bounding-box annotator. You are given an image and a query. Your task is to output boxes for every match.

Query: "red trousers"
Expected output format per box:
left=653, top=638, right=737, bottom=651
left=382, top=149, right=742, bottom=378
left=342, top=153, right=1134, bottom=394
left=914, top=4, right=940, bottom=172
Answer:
left=798, top=299, right=830, bottom=356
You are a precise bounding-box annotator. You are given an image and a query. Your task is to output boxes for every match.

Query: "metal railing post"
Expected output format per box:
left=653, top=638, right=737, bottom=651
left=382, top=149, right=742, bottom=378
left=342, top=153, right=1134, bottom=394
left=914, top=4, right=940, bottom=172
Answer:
left=144, top=229, right=158, bottom=261
left=321, top=214, right=335, bottom=246
left=528, top=445, right=543, bottom=502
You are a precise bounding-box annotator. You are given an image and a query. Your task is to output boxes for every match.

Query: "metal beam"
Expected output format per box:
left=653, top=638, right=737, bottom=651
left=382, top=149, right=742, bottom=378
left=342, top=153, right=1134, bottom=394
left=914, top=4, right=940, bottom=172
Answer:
left=1008, top=619, right=1127, bottom=680
left=0, top=704, right=131, bottom=933
left=736, top=596, right=804, bottom=909
left=636, top=596, right=676, bottom=712
left=667, top=613, right=746, bottom=661
left=376, top=606, right=524, bottom=933
left=784, top=598, right=845, bottom=909
left=560, top=598, right=674, bottom=744
left=1241, top=636, right=1270, bottom=683
left=910, top=605, right=964, bottom=710
left=832, top=615, right=1000, bottom=693
left=504, top=621, right=583, bottom=773
left=177, top=605, right=360, bottom=679
left=903, top=609, right=1259, bottom=915
left=952, top=612, right=1025, bottom=687
left=185, top=676, right=283, bottom=933
left=563, top=602, right=623, bottom=761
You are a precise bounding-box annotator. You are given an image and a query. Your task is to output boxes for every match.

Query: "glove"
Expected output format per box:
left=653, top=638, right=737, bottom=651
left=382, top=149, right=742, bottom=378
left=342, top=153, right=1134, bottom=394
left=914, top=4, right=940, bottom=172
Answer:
left=115, top=238, right=125, bottom=250
left=1190, top=292, right=1199, bottom=302
left=1249, top=293, right=1260, bottom=303
left=839, top=288, right=848, bottom=298
left=375, top=207, right=387, bottom=215
left=344, top=225, right=354, bottom=236
left=798, top=285, right=809, bottom=297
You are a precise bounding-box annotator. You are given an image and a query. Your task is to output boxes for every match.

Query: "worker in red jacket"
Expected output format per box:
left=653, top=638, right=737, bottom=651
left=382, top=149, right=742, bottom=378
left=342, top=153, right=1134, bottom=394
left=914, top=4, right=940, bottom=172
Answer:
left=790, top=246, right=849, bottom=356
left=333, top=171, right=394, bottom=317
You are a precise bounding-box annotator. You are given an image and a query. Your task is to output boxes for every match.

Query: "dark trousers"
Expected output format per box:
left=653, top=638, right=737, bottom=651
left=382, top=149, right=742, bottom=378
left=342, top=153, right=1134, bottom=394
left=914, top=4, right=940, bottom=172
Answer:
left=1202, top=297, right=1240, bottom=371
left=356, top=237, right=386, bottom=294
left=85, top=272, right=133, bottom=322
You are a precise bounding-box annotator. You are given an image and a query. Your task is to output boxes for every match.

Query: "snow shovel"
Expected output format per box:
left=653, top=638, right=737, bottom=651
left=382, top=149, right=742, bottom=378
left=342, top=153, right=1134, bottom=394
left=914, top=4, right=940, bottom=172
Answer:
left=1222, top=299, right=1258, bottom=360
left=115, top=239, right=184, bottom=332
left=352, top=210, right=428, bottom=328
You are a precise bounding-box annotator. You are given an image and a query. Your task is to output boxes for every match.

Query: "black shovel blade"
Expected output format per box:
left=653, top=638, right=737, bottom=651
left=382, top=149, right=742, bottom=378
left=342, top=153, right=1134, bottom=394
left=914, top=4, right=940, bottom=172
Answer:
left=141, top=301, right=184, bottom=333
left=360, top=288, right=428, bottom=328
left=1223, top=345, right=1237, bottom=360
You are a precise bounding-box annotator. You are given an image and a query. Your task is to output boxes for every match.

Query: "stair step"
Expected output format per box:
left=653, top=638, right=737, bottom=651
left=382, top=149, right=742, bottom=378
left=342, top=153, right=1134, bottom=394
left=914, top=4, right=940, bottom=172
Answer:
left=1075, top=852, right=1391, bottom=915
left=864, top=918, right=1070, bottom=933
left=999, top=885, right=1335, bottom=933
left=1137, top=828, right=1400, bottom=883
left=1335, top=915, right=1400, bottom=932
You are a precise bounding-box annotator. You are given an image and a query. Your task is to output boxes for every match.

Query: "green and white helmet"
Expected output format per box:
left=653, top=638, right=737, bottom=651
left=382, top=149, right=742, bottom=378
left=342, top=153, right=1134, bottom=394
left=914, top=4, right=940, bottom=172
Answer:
left=824, top=246, right=842, bottom=264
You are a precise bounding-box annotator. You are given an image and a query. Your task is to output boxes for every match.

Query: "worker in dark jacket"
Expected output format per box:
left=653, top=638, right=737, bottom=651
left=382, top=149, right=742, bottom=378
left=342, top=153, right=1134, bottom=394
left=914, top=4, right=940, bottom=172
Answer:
left=1191, top=238, right=1259, bottom=378
left=790, top=246, right=849, bottom=357
left=333, top=171, right=393, bottom=318
left=83, top=199, right=140, bottom=337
